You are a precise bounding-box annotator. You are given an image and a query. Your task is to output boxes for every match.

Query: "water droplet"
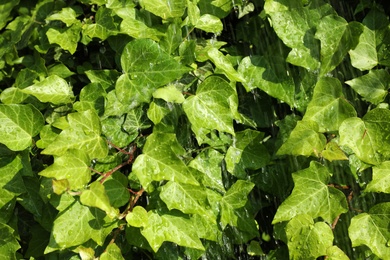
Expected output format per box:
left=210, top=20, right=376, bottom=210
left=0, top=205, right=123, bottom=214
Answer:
left=386, top=240, right=390, bottom=247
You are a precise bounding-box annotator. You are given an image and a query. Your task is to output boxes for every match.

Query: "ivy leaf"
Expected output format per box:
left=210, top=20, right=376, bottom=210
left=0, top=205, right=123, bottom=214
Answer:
left=349, top=8, right=390, bottom=70
left=315, top=15, right=353, bottom=76
left=238, top=55, right=295, bottom=107
left=322, top=141, right=348, bottom=162
left=42, top=110, right=108, bottom=158
left=339, top=108, right=390, bottom=165
left=183, top=76, right=235, bottom=142
left=277, top=120, right=326, bottom=157
left=195, top=14, right=223, bottom=34
left=273, top=162, right=348, bottom=224
left=0, top=223, right=20, bottom=259
left=20, top=75, right=75, bottom=105
left=80, top=181, right=119, bottom=219
left=39, top=149, right=91, bottom=190
left=160, top=181, right=217, bottom=224
left=349, top=202, right=390, bottom=259
left=0, top=104, right=44, bottom=151
left=84, top=70, right=120, bottom=90
left=220, top=180, right=255, bottom=228
left=45, top=7, right=79, bottom=27
left=100, top=243, right=124, bottom=260
left=132, top=133, right=198, bottom=190
left=345, top=69, right=390, bottom=105
left=286, top=214, right=334, bottom=260
left=365, top=161, right=390, bottom=193
left=303, top=77, right=356, bottom=132
left=207, top=48, right=245, bottom=82
left=139, top=0, right=186, bottom=20
left=73, top=83, right=105, bottom=115
left=153, top=85, right=185, bottom=104
left=264, top=0, right=334, bottom=70
left=225, top=129, right=270, bottom=179
left=45, top=199, right=117, bottom=253
left=0, top=155, right=25, bottom=209
left=103, top=172, right=130, bottom=208
left=326, top=246, right=350, bottom=260
left=83, top=7, right=118, bottom=40
left=46, top=23, right=82, bottom=54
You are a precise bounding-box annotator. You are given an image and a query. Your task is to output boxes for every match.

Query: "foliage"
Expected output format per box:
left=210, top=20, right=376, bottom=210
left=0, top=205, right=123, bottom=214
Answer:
left=1, top=0, right=390, bottom=259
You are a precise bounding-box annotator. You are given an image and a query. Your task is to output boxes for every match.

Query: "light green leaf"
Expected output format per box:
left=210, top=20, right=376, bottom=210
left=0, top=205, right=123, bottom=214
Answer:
left=345, top=69, right=390, bottom=105
left=277, top=120, right=326, bottom=157
left=160, top=20, right=182, bottom=54
left=198, top=0, right=232, bottom=18
left=45, top=199, right=117, bottom=252
left=0, top=223, right=20, bottom=260
left=39, top=149, right=91, bottom=190
left=273, top=162, right=348, bottom=224
left=80, top=181, right=119, bottom=219
left=132, top=133, right=198, bottom=190
left=264, top=0, right=334, bottom=70
left=207, top=48, right=245, bottom=82
left=349, top=202, right=390, bottom=259
left=73, top=83, right=105, bottom=115
left=0, top=104, right=44, bottom=151
left=85, top=69, right=120, bottom=90
left=339, top=108, right=390, bottom=165
left=0, top=155, right=24, bottom=208
left=0, top=0, right=20, bottom=30
left=365, top=161, right=390, bottom=193
left=46, top=23, right=82, bottom=54
left=46, top=7, right=79, bottom=27
left=141, top=211, right=205, bottom=252
left=286, top=214, right=334, bottom=260
left=153, top=85, right=185, bottom=103
left=42, top=110, right=108, bottom=158
left=0, top=87, right=30, bottom=104
left=122, top=106, right=151, bottom=133
left=238, top=55, right=295, bottom=107
left=100, top=243, right=124, bottom=260
left=322, top=141, right=348, bottom=162
left=102, top=116, right=135, bottom=148
left=220, top=180, right=255, bottom=228
left=83, top=7, right=118, bottom=40
left=315, top=15, right=353, bottom=76
left=139, top=0, right=186, bottom=20
left=126, top=206, right=148, bottom=228
left=195, top=14, right=223, bottom=34
left=326, top=246, right=350, bottom=260
left=20, top=75, right=75, bottom=104
left=349, top=8, right=390, bottom=70
left=160, top=181, right=217, bottom=224
left=189, top=149, right=225, bottom=192
left=225, top=129, right=270, bottom=179
left=303, top=77, right=356, bottom=132
left=183, top=76, right=235, bottom=141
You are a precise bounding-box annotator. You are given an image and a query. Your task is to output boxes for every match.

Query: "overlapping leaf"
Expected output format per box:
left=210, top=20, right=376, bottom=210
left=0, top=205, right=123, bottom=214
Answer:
left=365, top=161, right=390, bottom=193
left=349, top=202, right=390, bottom=259
left=139, top=0, right=186, bottom=20
left=0, top=104, right=44, bottom=151
left=273, top=162, right=348, bottom=224
left=83, top=7, right=118, bottom=40
left=0, top=223, right=20, bottom=259
left=303, top=77, right=356, bottom=132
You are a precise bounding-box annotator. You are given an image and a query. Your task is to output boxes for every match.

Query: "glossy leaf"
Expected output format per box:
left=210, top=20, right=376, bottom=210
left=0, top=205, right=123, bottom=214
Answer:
left=365, top=161, right=390, bottom=193
left=303, top=77, right=356, bottom=132
left=225, top=129, right=270, bottom=179
left=345, top=69, right=390, bottom=105
left=83, top=7, right=118, bottom=40
left=273, top=162, right=348, bottom=224
left=0, top=155, right=24, bottom=208
left=207, top=48, right=245, bottom=82
left=46, top=23, right=82, bottom=54
left=195, top=14, right=223, bottom=34
left=322, top=141, right=348, bottom=162
left=0, top=104, right=44, bottom=151
left=139, top=0, right=186, bottom=20
left=0, top=223, right=20, bottom=259
left=277, top=120, right=326, bottom=157
left=349, top=202, right=390, bottom=259
left=100, top=243, right=124, bottom=260
left=153, top=85, right=185, bottom=103
left=45, top=7, right=79, bottom=27
left=103, top=172, right=130, bottom=208
left=286, top=214, right=334, bottom=259
left=20, top=75, right=75, bottom=105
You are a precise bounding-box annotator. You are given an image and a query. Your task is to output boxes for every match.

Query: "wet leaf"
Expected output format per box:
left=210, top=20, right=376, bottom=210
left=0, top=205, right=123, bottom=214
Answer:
left=365, top=161, right=390, bottom=193
left=139, top=0, right=186, bottom=20
left=0, top=223, right=20, bottom=259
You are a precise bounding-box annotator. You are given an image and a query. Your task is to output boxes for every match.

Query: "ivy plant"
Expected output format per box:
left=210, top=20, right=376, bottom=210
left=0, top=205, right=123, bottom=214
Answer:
left=1, top=0, right=390, bottom=259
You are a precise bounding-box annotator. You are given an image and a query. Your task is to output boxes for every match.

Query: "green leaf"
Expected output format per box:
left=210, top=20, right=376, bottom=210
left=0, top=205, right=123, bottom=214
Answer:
left=132, top=132, right=198, bottom=190
left=345, top=69, right=390, bottom=105
left=139, top=0, right=186, bottom=20
left=80, top=181, right=119, bottom=219
left=0, top=104, right=44, bottom=151
left=365, top=161, right=390, bottom=193
left=46, top=23, right=82, bottom=54
left=102, top=116, right=135, bottom=148
left=39, top=149, right=91, bottom=190
left=103, top=172, right=130, bottom=208
left=46, top=7, right=79, bottom=27
left=153, top=85, right=185, bottom=103
left=207, top=48, right=245, bottom=82
left=220, top=180, right=255, bottom=228
left=160, top=19, right=182, bottom=54
left=0, top=155, right=25, bottom=209
left=303, top=77, right=356, bottom=132
left=195, top=14, right=223, bottom=34
left=225, top=129, right=270, bottom=179
left=315, top=15, right=353, bottom=76
left=286, top=214, right=334, bottom=260
left=126, top=206, right=148, bottom=228
left=73, top=83, right=105, bottom=115
left=349, top=202, right=390, bottom=259
left=238, top=55, right=295, bottom=107
left=277, top=120, right=326, bottom=157
left=198, top=0, right=232, bottom=18
left=160, top=181, right=217, bottom=224
left=326, top=246, right=350, bottom=260
left=45, top=198, right=117, bottom=252
left=322, top=141, right=348, bottom=162
left=100, top=243, right=124, bottom=260
left=0, top=223, right=20, bottom=260
left=339, top=108, right=390, bottom=165
left=83, top=7, right=118, bottom=40
left=349, top=8, right=390, bottom=70
left=20, top=75, right=75, bottom=104
left=273, top=162, right=348, bottom=224
left=264, top=0, right=334, bottom=70
left=183, top=76, right=235, bottom=141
